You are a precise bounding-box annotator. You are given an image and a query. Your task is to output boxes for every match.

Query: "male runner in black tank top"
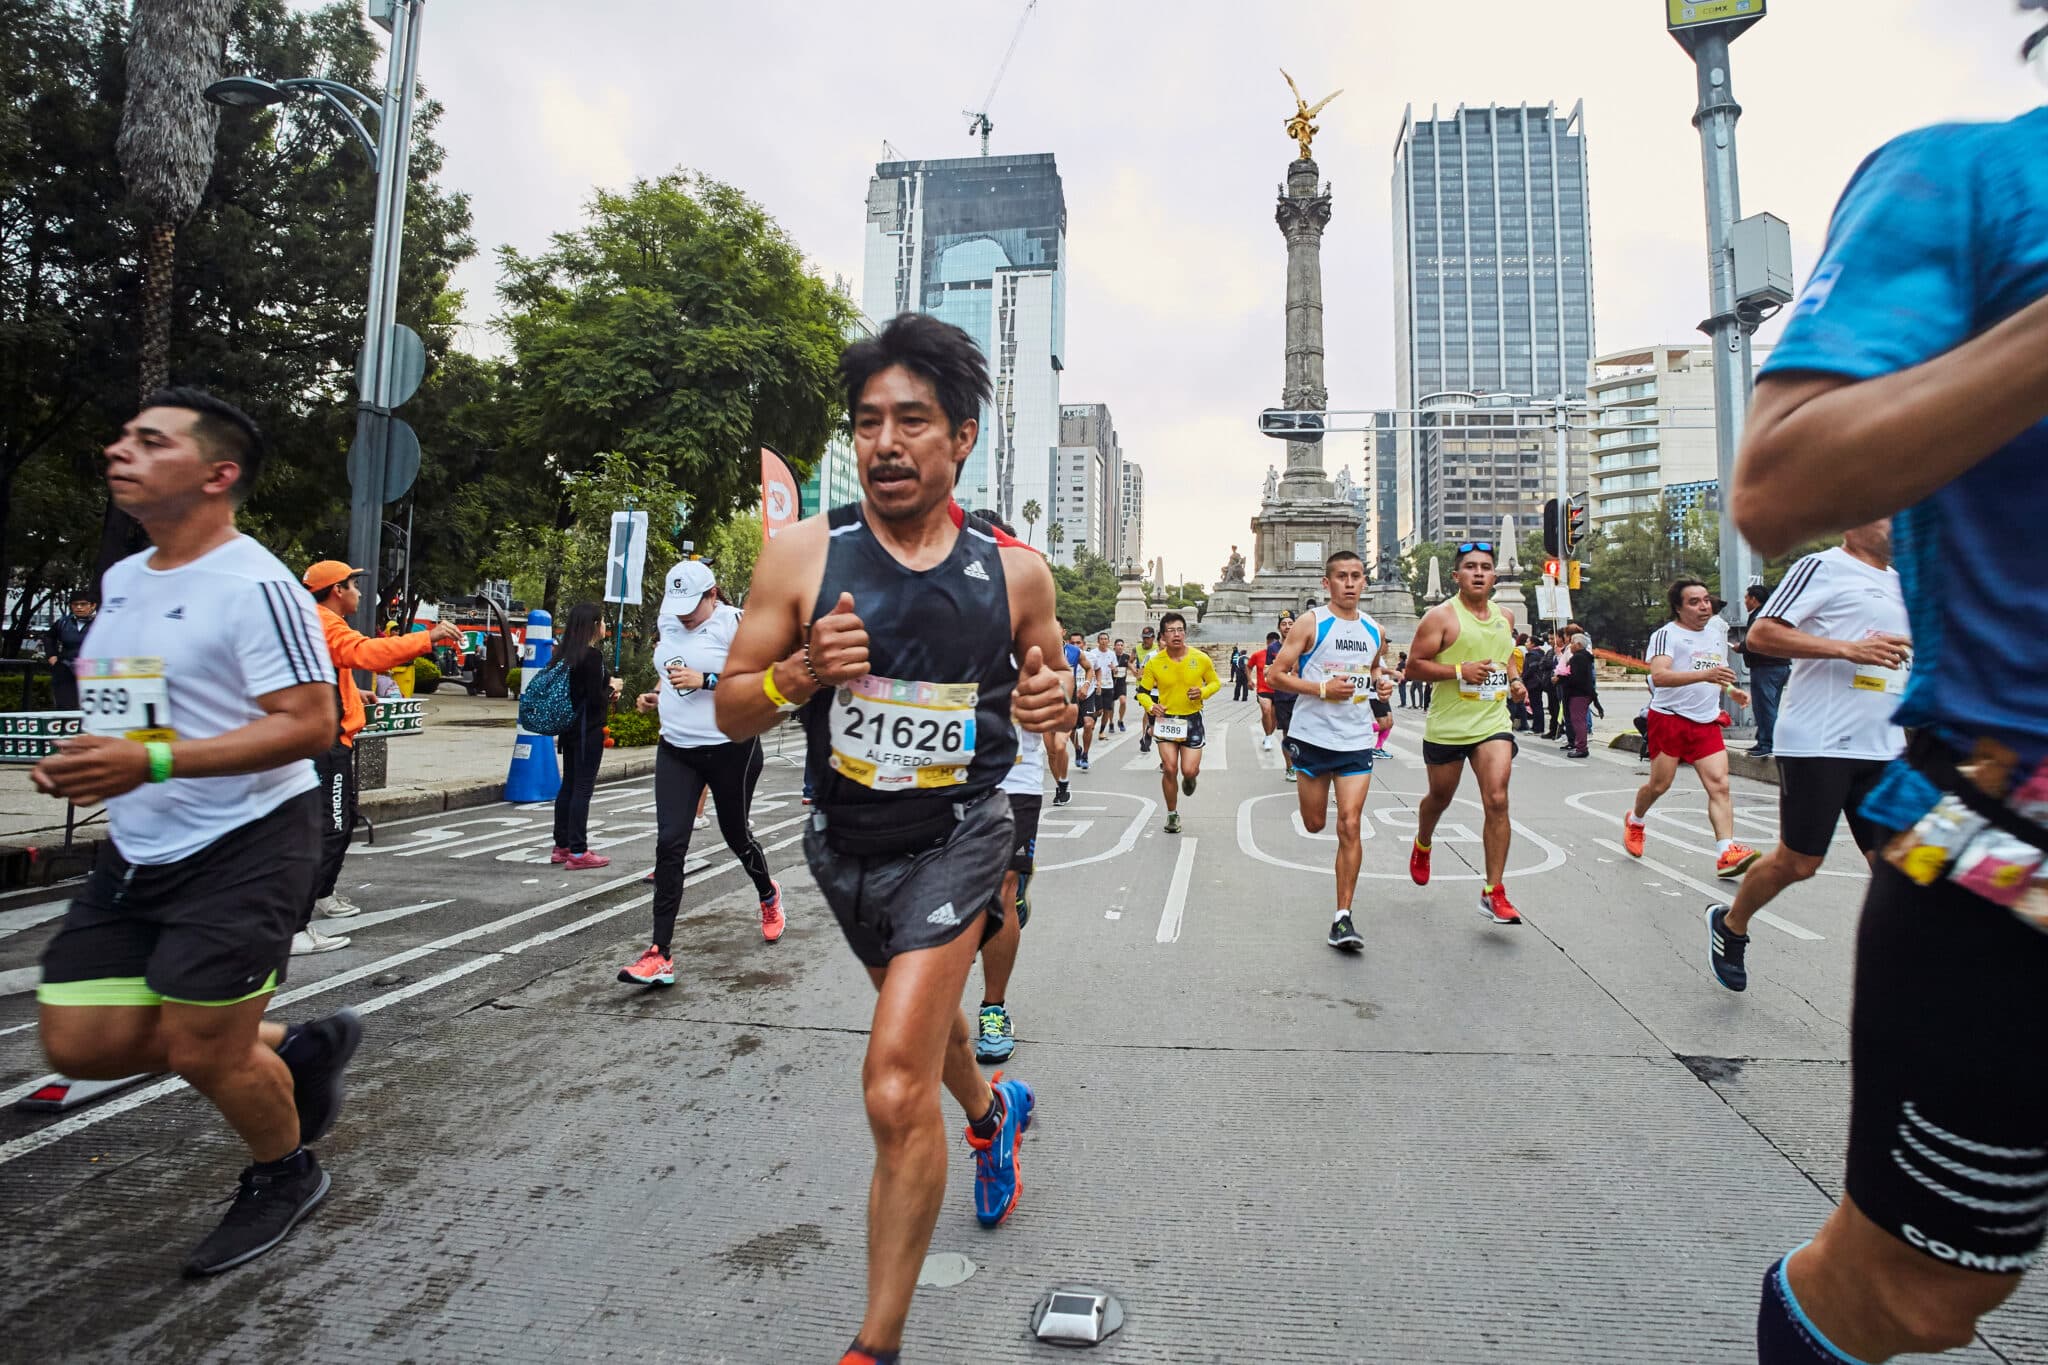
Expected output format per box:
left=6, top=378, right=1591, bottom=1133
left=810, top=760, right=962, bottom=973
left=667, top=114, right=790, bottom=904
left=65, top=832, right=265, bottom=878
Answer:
left=717, top=314, right=1072, bottom=1365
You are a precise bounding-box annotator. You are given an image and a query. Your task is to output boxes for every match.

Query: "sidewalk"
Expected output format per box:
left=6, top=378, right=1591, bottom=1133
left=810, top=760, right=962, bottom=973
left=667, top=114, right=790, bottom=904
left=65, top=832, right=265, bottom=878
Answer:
left=0, top=690, right=804, bottom=865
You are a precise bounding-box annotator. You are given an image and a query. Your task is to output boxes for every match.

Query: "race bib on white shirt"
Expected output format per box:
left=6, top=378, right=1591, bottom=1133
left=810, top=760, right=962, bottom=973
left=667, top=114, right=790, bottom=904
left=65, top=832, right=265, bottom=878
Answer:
left=829, top=675, right=977, bottom=791
left=76, top=657, right=178, bottom=741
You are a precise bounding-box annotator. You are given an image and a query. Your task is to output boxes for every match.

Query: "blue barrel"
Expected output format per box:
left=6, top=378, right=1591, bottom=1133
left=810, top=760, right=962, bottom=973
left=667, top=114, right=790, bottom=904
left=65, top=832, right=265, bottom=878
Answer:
left=504, top=609, right=561, bottom=803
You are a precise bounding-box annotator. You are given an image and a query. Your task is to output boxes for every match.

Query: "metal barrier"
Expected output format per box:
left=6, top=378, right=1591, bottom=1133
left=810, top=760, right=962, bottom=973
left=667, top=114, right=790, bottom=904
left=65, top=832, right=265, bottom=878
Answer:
left=0, top=711, right=95, bottom=847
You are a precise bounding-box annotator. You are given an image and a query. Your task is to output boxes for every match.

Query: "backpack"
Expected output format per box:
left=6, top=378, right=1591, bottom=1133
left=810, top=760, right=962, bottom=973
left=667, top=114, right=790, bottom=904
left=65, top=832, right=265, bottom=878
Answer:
left=517, top=659, right=575, bottom=735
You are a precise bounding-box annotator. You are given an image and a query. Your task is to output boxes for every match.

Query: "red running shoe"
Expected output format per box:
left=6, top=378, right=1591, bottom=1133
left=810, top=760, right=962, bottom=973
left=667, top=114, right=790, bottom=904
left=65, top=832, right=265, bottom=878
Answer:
left=1716, top=842, right=1762, bottom=878
left=564, top=851, right=610, bottom=870
left=1409, top=840, right=1432, bottom=886
left=617, top=945, right=674, bottom=986
left=759, top=880, right=785, bottom=943
left=549, top=846, right=570, bottom=864
left=1623, top=816, right=1646, bottom=859
left=1479, top=884, right=1522, bottom=925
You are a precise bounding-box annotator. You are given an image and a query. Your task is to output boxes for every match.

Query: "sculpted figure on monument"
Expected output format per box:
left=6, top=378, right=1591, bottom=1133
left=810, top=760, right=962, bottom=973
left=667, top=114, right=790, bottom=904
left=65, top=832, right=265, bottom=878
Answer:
left=1280, top=68, right=1343, bottom=161
left=1375, top=546, right=1403, bottom=586
left=1263, top=465, right=1279, bottom=502
left=1222, top=545, right=1247, bottom=583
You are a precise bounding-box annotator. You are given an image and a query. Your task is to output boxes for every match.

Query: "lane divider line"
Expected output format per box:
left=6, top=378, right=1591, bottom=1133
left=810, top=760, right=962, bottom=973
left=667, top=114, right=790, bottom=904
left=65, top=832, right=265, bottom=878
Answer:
left=1155, top=837, right=1199, bottom=944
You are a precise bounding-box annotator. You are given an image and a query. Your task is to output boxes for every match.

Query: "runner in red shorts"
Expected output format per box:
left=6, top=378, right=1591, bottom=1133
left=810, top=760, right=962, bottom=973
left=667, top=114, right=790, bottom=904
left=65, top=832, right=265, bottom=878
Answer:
left=1625, top=578, right=1762, bottom=879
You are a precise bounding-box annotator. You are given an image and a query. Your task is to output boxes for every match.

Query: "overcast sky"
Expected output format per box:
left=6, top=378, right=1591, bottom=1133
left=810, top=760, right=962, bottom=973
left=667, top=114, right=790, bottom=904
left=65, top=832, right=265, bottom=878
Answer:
left=383, top=0, right=2044, bottom=582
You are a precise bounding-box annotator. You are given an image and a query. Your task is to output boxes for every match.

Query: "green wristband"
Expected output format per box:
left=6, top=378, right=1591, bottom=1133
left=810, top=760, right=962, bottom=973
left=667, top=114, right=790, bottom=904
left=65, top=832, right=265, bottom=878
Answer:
left=145, top=741, right=174, bottom=784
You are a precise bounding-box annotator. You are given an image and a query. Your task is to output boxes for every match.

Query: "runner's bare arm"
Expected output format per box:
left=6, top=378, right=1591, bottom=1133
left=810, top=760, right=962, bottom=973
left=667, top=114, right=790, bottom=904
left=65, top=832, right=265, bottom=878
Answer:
left=1401, top=604, right=1469, bottom=684
left=1002, top=546, right=1076, bottom=735
left=1270, top=612, right=1330, bottom=698
left=32, top=680, right=336, bottom=805
left=1746, top=617, right=1911, bottom=666
left=715, top=516, right=836, bottom=741
left=1734, top=293, right=2048, bottom=555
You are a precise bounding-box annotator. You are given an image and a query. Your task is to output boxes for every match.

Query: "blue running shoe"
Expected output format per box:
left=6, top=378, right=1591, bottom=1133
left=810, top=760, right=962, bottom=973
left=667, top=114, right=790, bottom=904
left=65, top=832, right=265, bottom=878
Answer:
left=966, top=1073, right=1034, bottom=1227
left=975, top=1003, right=1016, bottom=1063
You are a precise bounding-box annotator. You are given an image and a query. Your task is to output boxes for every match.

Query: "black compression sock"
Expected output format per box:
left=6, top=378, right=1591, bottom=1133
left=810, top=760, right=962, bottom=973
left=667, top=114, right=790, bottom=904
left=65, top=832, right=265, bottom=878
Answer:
left=252, top=1147, right=312, bottom=1178
left=968, top=1092, right=1004, bottom=1141
left=1757, top=1248, right=1869, bottom=1363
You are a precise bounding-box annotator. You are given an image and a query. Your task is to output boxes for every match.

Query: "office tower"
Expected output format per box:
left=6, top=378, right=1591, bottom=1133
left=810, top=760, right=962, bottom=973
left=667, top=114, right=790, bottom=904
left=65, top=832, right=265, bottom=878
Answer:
left=861, top=153, right=1066, bottom=523
left=1370, top=411, right=1397, bottom=564
left=1054, top=402, right=1120, bottom=566
left=1391, top=102, right=1594, bottom=548
left=1413, top=391, right=1588, bottom=548
left=1587, top=343, right=1769, bottom=531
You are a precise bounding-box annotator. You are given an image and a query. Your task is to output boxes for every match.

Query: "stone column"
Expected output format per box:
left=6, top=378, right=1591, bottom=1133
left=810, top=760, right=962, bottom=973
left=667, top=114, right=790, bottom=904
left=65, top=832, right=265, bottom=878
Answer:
left=1275, top=158, right=1334, bottom=497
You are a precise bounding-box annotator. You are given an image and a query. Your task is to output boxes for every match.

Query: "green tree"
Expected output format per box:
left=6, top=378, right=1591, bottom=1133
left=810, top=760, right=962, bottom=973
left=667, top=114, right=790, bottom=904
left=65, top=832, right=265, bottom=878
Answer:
left=496, top=172, right=854, bottom=610
left=1049, top=549, right=1117, bottom=635
left=1020, top=497, right=1040, bottom=547
left=701, top=508, right=763, bottom=605
left=1046, top=520, right=1065, bottom=564
left=1574, top=501, right=1719, bottom=655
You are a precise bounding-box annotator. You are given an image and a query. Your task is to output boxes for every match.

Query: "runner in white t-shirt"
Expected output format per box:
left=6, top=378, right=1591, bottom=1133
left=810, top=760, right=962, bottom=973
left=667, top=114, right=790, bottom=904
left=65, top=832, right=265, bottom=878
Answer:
left=1626, top=579, right=1762, bottom=879
left=618, top=561, right=784, bottom=988
left=1707, top=523, right=1911, bottom=992
left=33, top=389, right=358, bottom=1278
left=976, top=724, right=1044, bottom=1063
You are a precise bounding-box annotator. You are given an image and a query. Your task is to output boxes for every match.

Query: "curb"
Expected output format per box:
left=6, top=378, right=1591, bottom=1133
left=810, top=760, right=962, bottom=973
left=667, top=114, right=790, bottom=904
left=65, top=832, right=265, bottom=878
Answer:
left=358, top=746, right=662, bottom=823
left=1608, top=732, right=1781, bottom=787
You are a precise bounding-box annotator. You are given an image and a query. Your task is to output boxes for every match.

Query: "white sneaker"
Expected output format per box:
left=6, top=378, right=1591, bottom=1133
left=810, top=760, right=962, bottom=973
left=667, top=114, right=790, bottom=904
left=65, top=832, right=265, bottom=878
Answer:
left=291, top=926, right=351, bottom=956
left=694, top=815, right=711, bottom=831
left=1262, top=735, right=1274, bottom=751
left=316, top=894, right=362, bottom=919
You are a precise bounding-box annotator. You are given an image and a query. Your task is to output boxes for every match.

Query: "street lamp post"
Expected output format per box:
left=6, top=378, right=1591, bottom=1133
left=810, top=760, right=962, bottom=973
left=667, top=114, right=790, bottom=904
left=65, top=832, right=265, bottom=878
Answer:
left=205, top=0, right=425, bottom=639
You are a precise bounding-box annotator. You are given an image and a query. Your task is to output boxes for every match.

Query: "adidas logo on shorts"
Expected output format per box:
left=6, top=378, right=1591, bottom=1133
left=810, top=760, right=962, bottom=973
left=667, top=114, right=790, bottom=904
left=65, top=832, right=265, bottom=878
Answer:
left=926, top=902, right=960, bottom=926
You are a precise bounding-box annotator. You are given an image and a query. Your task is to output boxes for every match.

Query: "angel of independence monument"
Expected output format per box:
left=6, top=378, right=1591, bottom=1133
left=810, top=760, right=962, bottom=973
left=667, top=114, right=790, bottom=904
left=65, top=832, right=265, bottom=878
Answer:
left=1207, top=71, right=1369, bottom=632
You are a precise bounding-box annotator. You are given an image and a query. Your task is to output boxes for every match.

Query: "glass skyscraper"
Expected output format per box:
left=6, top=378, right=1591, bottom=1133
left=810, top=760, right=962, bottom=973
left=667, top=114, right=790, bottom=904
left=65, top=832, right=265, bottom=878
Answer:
left=1391, top=102, right=1594, bottom=547
left=861, top=154, right=1066, bottom=524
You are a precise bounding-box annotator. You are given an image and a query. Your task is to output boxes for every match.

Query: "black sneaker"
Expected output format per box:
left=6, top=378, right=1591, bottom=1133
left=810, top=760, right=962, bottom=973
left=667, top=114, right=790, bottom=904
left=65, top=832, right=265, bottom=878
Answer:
left=1138, top=738, right=1151, bottom=754
left=1327, top=914, right=1363, bottom=952
left=1181, top=774, right=1197, bottom=797
left=1708, top=904, right=1749, bottom=992
left=280, top=1008, right=363, bottom=1144
left=182, top=1154, right=331, bottom=1277
left=1052, top=783, right=1072, bottom=807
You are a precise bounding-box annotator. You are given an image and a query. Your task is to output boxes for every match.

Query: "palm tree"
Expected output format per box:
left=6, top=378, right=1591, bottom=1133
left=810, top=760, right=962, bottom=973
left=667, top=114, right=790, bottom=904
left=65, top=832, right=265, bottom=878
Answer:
left=1021, top=498, right=1041, bottom=547
left=118, top=0, right=236, bottom=401
left=1047, top=520, right=1065, bottom=565
left=100, top=0, right=236, bottom=584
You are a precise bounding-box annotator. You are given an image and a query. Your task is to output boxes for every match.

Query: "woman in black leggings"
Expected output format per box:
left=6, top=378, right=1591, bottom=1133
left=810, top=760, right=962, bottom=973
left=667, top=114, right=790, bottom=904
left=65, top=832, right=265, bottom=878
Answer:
left=617, top=563, right=781, bottom=987
left=552, top=602, right=618, bottom=869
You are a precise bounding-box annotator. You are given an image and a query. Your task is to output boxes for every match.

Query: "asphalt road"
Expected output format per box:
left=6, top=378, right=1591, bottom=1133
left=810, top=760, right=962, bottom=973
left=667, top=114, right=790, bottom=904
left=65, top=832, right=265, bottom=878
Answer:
left=1, top=698, right=2043, bottom=1363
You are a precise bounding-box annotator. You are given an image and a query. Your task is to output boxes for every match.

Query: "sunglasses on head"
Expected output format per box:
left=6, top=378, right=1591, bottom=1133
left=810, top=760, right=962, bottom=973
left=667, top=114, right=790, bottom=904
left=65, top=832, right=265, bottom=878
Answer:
left=1456, top=541, right=1495, bottom=557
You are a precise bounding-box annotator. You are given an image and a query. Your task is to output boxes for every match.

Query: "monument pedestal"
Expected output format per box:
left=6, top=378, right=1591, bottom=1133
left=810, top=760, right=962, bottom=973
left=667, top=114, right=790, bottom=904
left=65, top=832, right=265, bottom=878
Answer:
left=1110, top=569, right=1153, bottom=645
left=1492, top=576, right=1531, bottom=631
left=1363, top=583, right=1421, bottom=648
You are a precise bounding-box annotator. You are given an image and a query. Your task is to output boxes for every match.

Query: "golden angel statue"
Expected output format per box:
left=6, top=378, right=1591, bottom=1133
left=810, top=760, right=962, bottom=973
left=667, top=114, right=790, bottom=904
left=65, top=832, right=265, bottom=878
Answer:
left=1281, top=68, right=1343, bottom=161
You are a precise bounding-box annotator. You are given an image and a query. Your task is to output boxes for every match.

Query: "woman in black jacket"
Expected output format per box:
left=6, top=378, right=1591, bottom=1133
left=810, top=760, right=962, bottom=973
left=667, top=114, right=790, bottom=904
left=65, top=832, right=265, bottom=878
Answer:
left=552, top=601, right=620, bottom=868
left=1559, top=630, right=1599, bottom=758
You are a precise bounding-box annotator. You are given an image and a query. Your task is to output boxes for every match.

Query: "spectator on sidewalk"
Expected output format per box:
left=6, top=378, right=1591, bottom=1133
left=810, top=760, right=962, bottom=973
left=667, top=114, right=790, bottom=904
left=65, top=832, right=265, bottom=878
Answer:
left=299, top=561, right=462, bottom=954
left=1559, top=629, right=1598, bottom=757
left=1740, top=582, right=1791, bottom=756
left=552, top=602, right=619, bottom=869
left=45, top=592, right=95, bottom=712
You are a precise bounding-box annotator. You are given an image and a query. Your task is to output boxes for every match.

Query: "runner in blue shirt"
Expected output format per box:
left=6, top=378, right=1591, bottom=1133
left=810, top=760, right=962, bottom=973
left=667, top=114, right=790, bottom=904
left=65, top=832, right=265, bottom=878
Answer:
left=1733, top=24, right=2048, bottom=1359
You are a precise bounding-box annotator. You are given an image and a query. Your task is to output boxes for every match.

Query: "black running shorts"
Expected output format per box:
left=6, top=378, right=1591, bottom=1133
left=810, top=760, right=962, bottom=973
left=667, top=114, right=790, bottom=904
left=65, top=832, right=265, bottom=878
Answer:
left=1845, top=865, right=2048, bottom=1273
left=1776, top=756, right=1890, bottom=859
left=1007, top=793, right=1042, bottom=876
left=1272, top=694, right=1296, bottom=730
left=39, top=790, right=321, bottom=1007
left=1151, top=711, right=1207, bottom=750
left=803, top=791, right=1013, bottom=970
left=1421, top=732, right=1518, bottom=767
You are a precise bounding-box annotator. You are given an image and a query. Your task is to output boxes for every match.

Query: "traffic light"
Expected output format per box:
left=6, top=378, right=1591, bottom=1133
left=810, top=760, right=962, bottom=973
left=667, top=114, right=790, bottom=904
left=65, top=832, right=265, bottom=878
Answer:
left=1567, top=559, right=1582, bottom=590
left=1542, top=557, right=1563, bottom=583
left=1565, top=495, right=1588, bottom=554
left=1542, top=498, right=1560, bottom=557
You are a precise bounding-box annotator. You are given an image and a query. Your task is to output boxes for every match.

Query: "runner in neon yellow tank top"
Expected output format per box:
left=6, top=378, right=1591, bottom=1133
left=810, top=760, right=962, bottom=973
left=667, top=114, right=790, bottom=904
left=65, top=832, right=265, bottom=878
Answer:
left=1403, top=541, right=1530, bottom=925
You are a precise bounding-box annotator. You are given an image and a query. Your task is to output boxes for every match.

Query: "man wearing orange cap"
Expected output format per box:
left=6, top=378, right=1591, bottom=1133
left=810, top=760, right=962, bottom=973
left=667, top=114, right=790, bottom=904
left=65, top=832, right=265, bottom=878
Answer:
left=299, top=561, right=460, bottom=951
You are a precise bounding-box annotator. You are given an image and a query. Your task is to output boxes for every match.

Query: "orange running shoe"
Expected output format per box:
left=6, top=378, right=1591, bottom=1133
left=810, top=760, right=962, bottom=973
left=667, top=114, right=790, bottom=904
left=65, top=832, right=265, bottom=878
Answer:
left=1479, top=884, right=1522, bottom=925
left=617, top=945, right=674, bottom=986
left=759, top=880, right=785, bottom=943
left=1623, top=815, right=1646, bottom=858
left=1409, top=839, right=1432, bottom=886
left=1716, top=842, right=1763, bottom=879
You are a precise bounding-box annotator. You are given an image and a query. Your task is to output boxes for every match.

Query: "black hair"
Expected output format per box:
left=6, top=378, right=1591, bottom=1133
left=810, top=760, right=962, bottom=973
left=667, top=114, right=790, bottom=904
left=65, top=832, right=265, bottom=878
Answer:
left=140, top=387, right=265, bottom=504
left=1668, top=577, right=1709, bottom=618
left=1159, top=611, right=1187, bottom=633
left=312, top=585, right=336, bottom=604
left=840, top=313, right=994, bottom=436
left=1745, top=583, right=1767, bottom=604
left=1324, top=549, right=1364, bottom=572
left=69, top=591, right=95, bottom=605
left=1266, top=631, right=1281, bottom=643
left=560, top=601, right=605, bottom=663
left=967, top=507, right=1015, bottom=537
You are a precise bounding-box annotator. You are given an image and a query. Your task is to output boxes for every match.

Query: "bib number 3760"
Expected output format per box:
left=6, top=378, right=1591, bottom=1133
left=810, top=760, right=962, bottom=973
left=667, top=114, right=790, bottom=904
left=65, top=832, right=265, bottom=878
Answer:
left=76, top=657, right=178, bottom=742
left=830, top=675, right=978, bottom=791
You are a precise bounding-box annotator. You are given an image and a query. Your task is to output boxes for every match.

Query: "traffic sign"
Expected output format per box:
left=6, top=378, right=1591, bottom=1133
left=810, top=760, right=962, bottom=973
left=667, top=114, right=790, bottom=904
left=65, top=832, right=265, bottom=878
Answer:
left=358, top=323, right=427, bottom=409
left=606, top=510, right=650, bottom=605
left=1668, top=0, right=1764, bottom=30
left=348, top=416, right=422, bottom=503
left=1258, top=408, right=1325, bottom=440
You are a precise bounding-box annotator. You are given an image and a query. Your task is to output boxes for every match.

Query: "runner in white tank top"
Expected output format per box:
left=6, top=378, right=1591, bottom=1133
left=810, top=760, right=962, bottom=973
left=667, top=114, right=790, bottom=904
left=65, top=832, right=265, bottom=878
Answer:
left=1269, top=551, right=1394, bottom=953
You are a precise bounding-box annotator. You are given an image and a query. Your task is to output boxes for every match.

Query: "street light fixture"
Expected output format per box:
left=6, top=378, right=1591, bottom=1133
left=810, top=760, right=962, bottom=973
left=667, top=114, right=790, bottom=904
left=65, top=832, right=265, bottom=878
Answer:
left=204, top=0, right=426, bottom=639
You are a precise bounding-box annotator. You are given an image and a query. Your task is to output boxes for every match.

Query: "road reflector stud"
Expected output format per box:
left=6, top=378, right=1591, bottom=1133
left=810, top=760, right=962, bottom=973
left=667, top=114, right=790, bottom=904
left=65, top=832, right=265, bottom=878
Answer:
left=14, top=1073, right=153, bottom=1113
left=1031, top=1287, right=1125, bottom=1347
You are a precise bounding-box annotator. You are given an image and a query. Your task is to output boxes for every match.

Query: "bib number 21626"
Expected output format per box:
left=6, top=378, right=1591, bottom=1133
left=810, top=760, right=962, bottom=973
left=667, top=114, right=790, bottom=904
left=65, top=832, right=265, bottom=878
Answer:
left=830, top=675, right=978, bottom=791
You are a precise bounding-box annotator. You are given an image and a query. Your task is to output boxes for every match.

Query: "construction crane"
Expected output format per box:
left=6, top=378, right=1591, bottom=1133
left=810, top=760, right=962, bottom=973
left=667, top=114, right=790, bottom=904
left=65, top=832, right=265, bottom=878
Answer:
left=963, top=0, right=1037, bottom=156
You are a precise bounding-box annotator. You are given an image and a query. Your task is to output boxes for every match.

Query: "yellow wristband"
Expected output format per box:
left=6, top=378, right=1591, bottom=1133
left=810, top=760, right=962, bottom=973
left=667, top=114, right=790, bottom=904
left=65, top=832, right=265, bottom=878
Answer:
left=762, top=667, right=797, bottom=711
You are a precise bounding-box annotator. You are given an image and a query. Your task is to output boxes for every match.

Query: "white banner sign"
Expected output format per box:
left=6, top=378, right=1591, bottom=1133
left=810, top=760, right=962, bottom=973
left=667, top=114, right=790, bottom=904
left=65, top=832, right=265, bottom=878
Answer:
left=606, top=510, right=650, bottom=605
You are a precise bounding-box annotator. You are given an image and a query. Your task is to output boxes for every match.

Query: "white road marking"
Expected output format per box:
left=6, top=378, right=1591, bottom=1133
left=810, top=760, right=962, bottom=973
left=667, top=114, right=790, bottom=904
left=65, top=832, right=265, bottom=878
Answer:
left=0, top=1021, right=35, bottom=1037
left=320, top=898, right=455, bottom=933
left=1038, top=792, right=1158, bottom=872
left=0, top=900, right=69, bottom=942
left=0, top=965, right=39, bottom=999
left=1589, top=837, right=1822, bottom=941
left=1238, top=793, right=1566, bottom=881
left=1204, top=723, right=1229, bottom=770
left=1156, top=837, right=1199, bottom=944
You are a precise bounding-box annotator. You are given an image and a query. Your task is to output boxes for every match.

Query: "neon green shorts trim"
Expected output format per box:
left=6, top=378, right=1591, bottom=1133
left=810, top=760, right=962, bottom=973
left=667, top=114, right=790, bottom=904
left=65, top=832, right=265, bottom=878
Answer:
left=38, top=970, right=277, bottom=1009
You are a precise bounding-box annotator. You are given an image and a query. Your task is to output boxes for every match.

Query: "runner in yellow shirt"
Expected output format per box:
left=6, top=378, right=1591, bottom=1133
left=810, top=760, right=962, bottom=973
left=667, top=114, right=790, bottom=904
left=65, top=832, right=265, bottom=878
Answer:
left=1404, top=540, right=1530, bottom=925
left=1137, top=612, right=1221, bottom=834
